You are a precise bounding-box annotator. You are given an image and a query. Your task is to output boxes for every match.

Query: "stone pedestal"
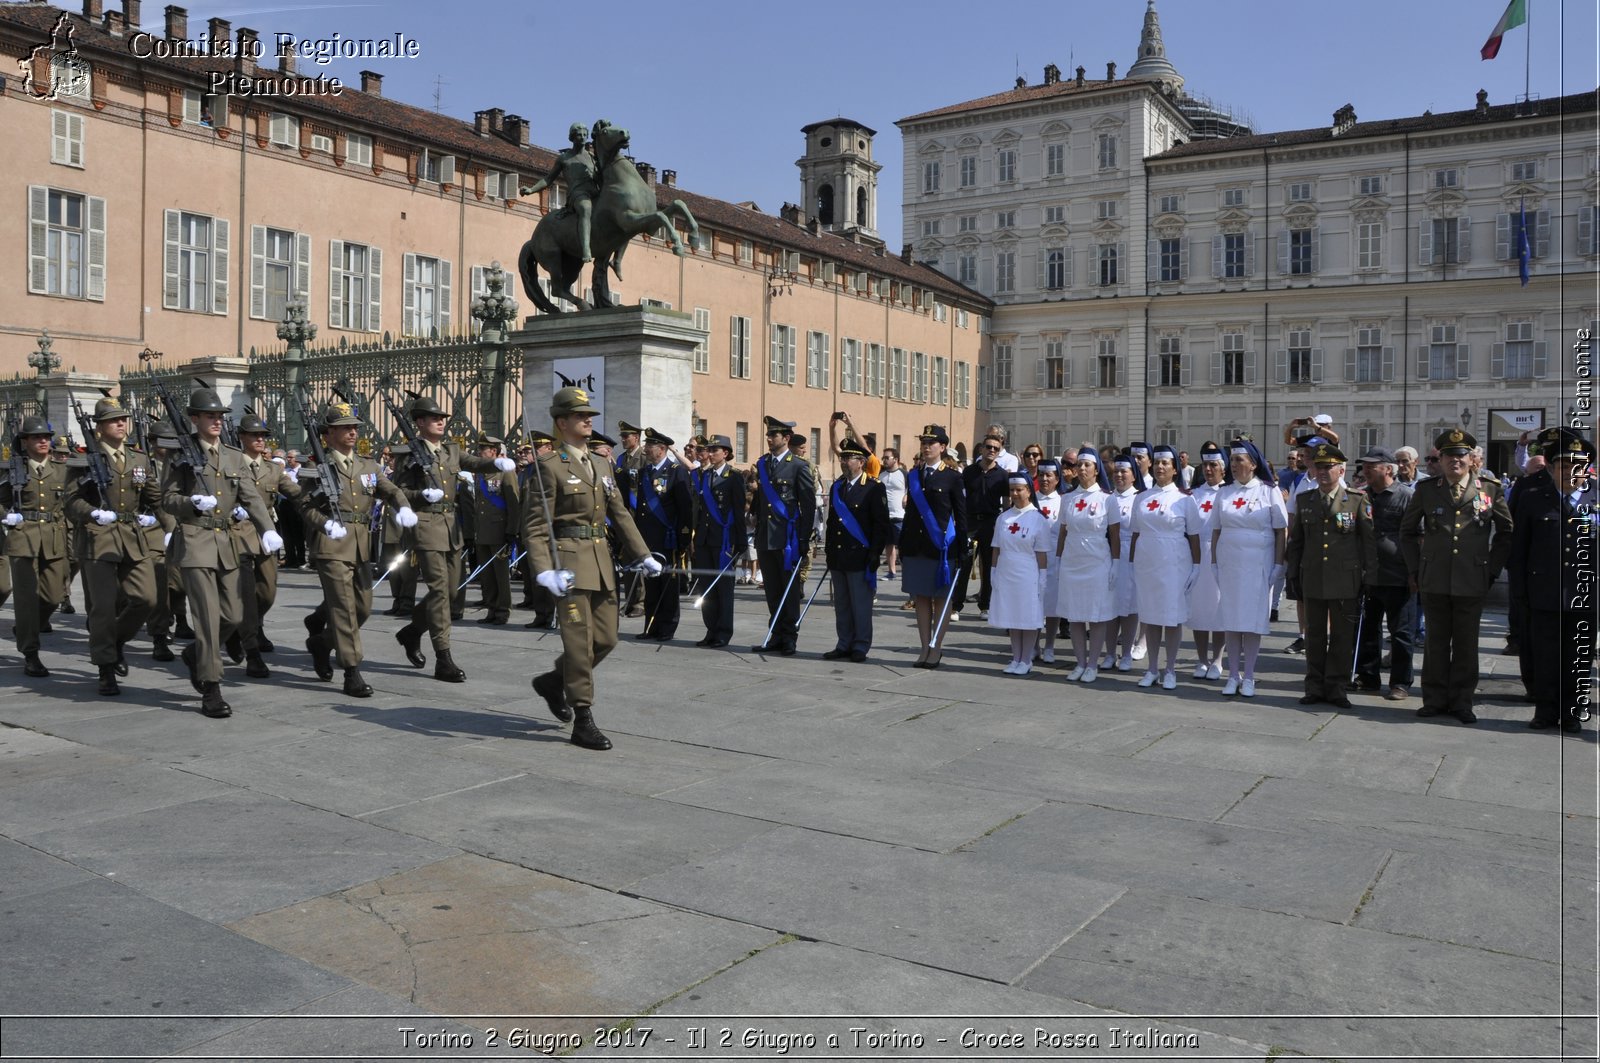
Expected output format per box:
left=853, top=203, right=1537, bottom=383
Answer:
left=44, top=372, right=118, bottom=445
left=513, top=306, right=705, bottom=440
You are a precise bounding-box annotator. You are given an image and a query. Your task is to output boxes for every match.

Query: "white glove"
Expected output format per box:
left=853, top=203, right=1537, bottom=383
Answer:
left=422, top=488, right=444, bottom=503
left=137, top=514, right=157, bottom=528
left=270, top=456, right=286, bottom=467
left=639, top=555, right=664, bottom=576
left=261, top=530, right=283, bottom=553
left=1108, top=563, right=1120, bottom=590
left=1184, top=563, right=1201, bottom=592
left=231, top=505, right=248, bottom=521
left=191, top=494, right=218, bottom=513
left=458, top=470, right=475, bottom=483
left=323, top=520, right=348, bottom=540
left=163, top=532, right=172, bottom=548
left=3, top=512, right=21, bottom=527
left=494, top=457, right=515, bottom=472
left=1271, top=562, right=1287, bottom=585
left=537, top=569, right=575, bottom=597
left=91, top=509, right=117, bottom=526
left=394, top=506, right=418, bottom=529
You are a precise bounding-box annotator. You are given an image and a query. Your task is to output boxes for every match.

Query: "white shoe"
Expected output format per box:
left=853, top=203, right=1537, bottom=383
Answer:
left=1100, top=653, right=1116, bottom=669
left=1193, top=661, right=1210, bottom=679
left=1222, top=677, right=1239, bottom=695
left=1039, top=647, right=1056, bottom=663
left=949, top=612, right=961, bottom=623
left=754, top=573, right=764, bottom=586
left=1206, top=660, right=1222, bottom=681
left=1138, top=671, right=1157, bottom=688
left=1131, top=639, right=1148, bottom=661
left=1081, top=666, right=1099, bottom=683
left=1240, top=678, right=1256, bottom=698
left=1117, top=655, right=1133, bottom=672
left=1066, top=665, right=1085, bottom=681
left=1162, top=672, right=1178, bottom=691
left=1016, top=660, right=1032, bottom=676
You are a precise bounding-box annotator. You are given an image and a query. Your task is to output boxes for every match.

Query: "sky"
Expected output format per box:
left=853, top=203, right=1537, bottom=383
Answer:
left=162, top=0, right=1596, bottom=239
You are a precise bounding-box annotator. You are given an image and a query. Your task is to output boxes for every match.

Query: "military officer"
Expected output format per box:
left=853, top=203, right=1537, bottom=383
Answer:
left=390, top=394, right=517, bottom=682
left=470, top=434, right=518, bottom=625
left=615, top=419, right=649, bottom=618
left=2, top=415, right=71, bottom=677
left=64, top=398, right=164, bottom=695
left=226, top=411, right=300, bottom=677
left=823, top=437, right=891, bottom=662
left=1399, top=428, right=1514, bottom=724
left=631, top=427, right=694, bottom=641
left=1509, top=427, right=1595, bottom=733
left=161, top=387, right=281, bottom=718
left=691, top=434, right=746, bottom=648
left=1285, top=443, right=1376, bottom=708
left=523, top=387, right=658, bottom=750
left=749, top=414, right=816, bottom=655
left=300, top=401, right=418, bottom=697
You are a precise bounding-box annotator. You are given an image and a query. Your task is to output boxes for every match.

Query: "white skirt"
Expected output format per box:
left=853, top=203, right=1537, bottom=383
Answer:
left=1133, top=535, right=1191, bottom=627
left=988, top=550, right=1045, bottom=630
left=1214, top=530, right=1275, bottom=635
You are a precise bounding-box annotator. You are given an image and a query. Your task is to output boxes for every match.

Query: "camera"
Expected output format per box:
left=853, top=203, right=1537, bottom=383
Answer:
left=832, top=411, right=847, bottom=421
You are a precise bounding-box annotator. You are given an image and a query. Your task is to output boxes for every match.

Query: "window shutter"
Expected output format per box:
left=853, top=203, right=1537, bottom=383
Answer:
left=1036, top=357, right=1048, bottom=389
left=1042, top=251, right=1051, bottom=289
left=1211, top=235, right=1223, bottom=278
left=1532, top=341, right=1548, bottom=378
left=1491, top=342, right=1505, bottom=379
left=163, top=209, right=181, bottom=309
left=1310, top=347, right=1324, bottom=383
left=1180, top=352, right=1192, bottom=387
left=27, top=186, right=48, bottom=293
left=1274, top=349, right=1287, bottom=384
left=250, top=225, right=266, bottom=319
left=86, top=195, right=106, bottom=301
left=1381, top=346, right=1395, bottom=382
left=1456, top=217, right=1471, bottom=264
left=1343, top=347, right=1356, bottom=382
left=367, top=246, right=382, bottom=331
left=1580, top=206, right=1595, bottom=255
left=1495, top=213, right=1511, bottom=259
left=1415, top=345, right=1430, bottom=381
left=1534, top=210, right=1551, bottom=258
left=1212, top=350, right=1224, bottom=386
left=1244, top=350, right=1257, bottom=386
left=1418, top=223, right=1433, bottom=266
left=1062, top=357, right=1072, bottom=389
left=1455, top=343, right=1469, bottom=380
left=439, top=156, right=456, bottom=186
left=328, top=239, right=344, bottom=328
left=785, top=328, right=796, bottom=383
left=1310, top=227, right=1321, bottom=273
left=402, top=253, right=417, bottom=336
left=1117, top=242, right=1126, bottom=283
left=1146, top=239, right=1159, bottom=283
left=210, top=218, right=229, bottom=314
left=51, top=110, right=67, bottom=163
left=1178, top=237, right=1188, bottom=281
left=294, top=232, right=311, bottom=302
left=1277, top=229, right=1289, bottom=275
left=1243, top=233, right=1255, bottom=277
left=730, top=318, right=739, bottom=376
left=438, top=259, right=452, bottom=336
left=1117, top=356, right=1126, bottom=388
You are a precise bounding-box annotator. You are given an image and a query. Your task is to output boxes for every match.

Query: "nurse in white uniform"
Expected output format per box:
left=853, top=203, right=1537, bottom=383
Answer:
left=1186, top=442, right=1228, bottom=679
left=989, top=475, right=1049, bottom=675
left=1211, top=439, right=1288, bottom=697
left=1128, top=444, right=1201, bottom=690
left=1054, top=448, right=1120, bottom=682
left=1033, top=460, right=1064, bottom=663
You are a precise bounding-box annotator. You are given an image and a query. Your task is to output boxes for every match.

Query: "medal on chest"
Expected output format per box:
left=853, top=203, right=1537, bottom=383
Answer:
left=131, top=466, right=147, bottom=485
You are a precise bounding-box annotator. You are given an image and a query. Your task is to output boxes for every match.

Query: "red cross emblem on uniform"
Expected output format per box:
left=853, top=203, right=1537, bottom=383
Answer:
left=1200, top=500, right=1213, bottom=512
left=1008, top=522, right=1020, bottom=534
left=1040, top=506, right=1051, bottom=517
left=1075, top=498, right=1088, bottom=511
left=1232, top=497, right=1248, bottom=509
left=1146, top=500, right=1161, bottom=511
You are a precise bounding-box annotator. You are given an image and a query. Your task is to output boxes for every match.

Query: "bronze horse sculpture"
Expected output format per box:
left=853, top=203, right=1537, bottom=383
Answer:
left=518, top=122, right=699, bottom=314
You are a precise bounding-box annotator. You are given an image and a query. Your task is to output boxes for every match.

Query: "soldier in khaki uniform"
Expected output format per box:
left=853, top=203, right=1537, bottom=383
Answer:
left=300, top=401, right=417, bottom=697
left=524, top=387, right=657, bottom=750
left=2, top=416, right=70, bottom=677
left=64, top=398, right=164, bottom=695
left=391, top=394, right=517, bottom=682
left=1285, top=443, right=1376, bottom=709
left=142, top=423, right=180, bottom=661
left=1399, top=428, right=1514, bottom=724
left=161, top=388, right=281, bottom=718
left=227, top=412, right=300, bottom=678
left=469, top=434, right=519, bottom=625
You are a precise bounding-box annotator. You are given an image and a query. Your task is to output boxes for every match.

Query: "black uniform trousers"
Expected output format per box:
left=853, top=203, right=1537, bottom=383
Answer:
left=831, top=569, right=875, bottom=653
left=641, top=569, right=680, bottom=638
left=699, top=570, right=735, bottom=644
left=757, top=547, right=802, bottom=650
left=1528, top=608, right=1592, bottom=726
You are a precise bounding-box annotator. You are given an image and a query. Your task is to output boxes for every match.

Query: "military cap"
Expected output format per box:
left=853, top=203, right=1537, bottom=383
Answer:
left=475, top=434, right=505, bottom=450
left=617, top=419, right=644, bottom=435
left=92, top=398, right=130, bottom=422
left=1310, top=443, right=1347, bottom=465
left=51, top=435, right=71, bottom=454
left=916, top=423, right=949, bottom=445
left=187, top=387, right=228, bottom=413
left=838, top=436, right=871, bottom=460
left=527, top=429, right=555, bottom=447
left=550, top=386, right=600, bottom=418
left=237, top=411, right=271, bottom=434
left=151, top=423, right=180, bottom=446
left=763, top=415, right=796, bottom=435
left=587, top=430, right=618, bottom=448
left=1536, top=426, right=1596, bottom=462
left=1359, top=445, right=1397, bottom=464
left=644, top=427, right=674, bottom=447
left=321, top=400, right=362, bottom=427
left=407, top=393, right=446, bottom=418
left=704, top=433, right=733, bottom=453
left=1434, top=427, right=1476, bottom=455
left=15, top=415, right=52, bottom=440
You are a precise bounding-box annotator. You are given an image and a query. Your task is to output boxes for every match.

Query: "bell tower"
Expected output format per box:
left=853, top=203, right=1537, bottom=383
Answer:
left=797, top=118, right=882, bottom=244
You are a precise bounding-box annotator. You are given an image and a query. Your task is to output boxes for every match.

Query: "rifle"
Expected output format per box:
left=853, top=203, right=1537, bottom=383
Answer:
left=199, top=378, right=241, bottom=449
left=69, top=396, right=113, bottom=505
left=145, top=365, right=214, bottom=497
left=382, top=392, right=442, bottom=493
left=292, top=385, right=344, bottom=517
left=5, top=407, right=25, bottom=505
left=129, top=398, right=149, bottom=454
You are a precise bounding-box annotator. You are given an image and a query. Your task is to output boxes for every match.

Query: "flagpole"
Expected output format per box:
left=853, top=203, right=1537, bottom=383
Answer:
left=1523, top=0, right=1531, bottom=106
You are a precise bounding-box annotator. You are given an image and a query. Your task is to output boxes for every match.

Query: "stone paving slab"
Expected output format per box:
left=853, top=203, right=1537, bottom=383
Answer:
left=0, top=759, right=235, bottom=838
left=1427, top=740, right=1600, bottom=816
left=0, top=724, right=141, bottom=787
left=20, top=700, right=318, bottom=764
left=443, top=730, right=774, bottom=798
left=632, top=825, right=1125, bottom=983
left=1127, top=724, right=1445, bottom=793
left=0, top=834, right=100, bottom=903
left=649, top=709, right=996, bottom=773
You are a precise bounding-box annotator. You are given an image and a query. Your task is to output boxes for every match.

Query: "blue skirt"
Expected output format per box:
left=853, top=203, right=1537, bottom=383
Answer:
left=903, top=555, right=952, bottom=598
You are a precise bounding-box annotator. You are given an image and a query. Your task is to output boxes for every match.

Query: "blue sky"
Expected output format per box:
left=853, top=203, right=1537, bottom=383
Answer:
left=190, top=0, right=1595, bottom=236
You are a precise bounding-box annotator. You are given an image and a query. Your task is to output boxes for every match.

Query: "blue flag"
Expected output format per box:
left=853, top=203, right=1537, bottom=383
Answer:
left=1516, top=196, right=1532, bottom=286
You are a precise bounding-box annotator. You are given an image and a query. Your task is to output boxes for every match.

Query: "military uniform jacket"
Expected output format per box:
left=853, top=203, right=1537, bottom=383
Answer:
left=750, top=449, right=816, bottom=553
left=899, top=463, right=969, bottom=560
left=522, top=444, right=649, bottom=593
left=298, top=453, right=409, bottom=565
left=1508, top=468, right=1593, bottom=613
left=1285, top=484, right=1377, bottom=599
left=1, top=459, right=69, bottom=560
left=142, top=454, right=176, bottom=555
left=824, top=474, right=891, bottom=572
left=1399, top=475, right=1514, bottom=597
left=392, top=440, right=503, bottom=552
left=231, top=455, right=300, bottom=556
left=472, top=468, right=519, bottom=546
left=160, top=443, right=275, bottom=571
left=65, top=443, right=163, bottom=562
left=691, top=464, right=747, bottom=567
left=633, top=459, right=694, bottom=555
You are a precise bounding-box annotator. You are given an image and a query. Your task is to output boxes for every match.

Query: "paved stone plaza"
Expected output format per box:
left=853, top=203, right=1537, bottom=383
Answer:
left=0, top=571, right=1594, bottom=1061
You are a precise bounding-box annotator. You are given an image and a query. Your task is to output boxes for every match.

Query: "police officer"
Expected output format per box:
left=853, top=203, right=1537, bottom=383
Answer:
left=1399, top=428, right=1514, bottom=724
left=691, top=434, right=746, bottom=648
left=227, top=411, right=299, bottom=678
left=300, top=401, right=417, bottom=697
left=750, top=415, right=815, bottom=655
left=823, top=437, right=891, bottom=662
left=390, top=393, right=516, bottom=682
left=470, top=434, right=518, bottom=626
left=2, top=415, right=70, bottom=677
left=523, top=387, right=658, bottom=750
left=1509, top=427, right=1595, bottom=733
left=161, top=388, right=280, bottom=718
left=1285, top=443, right=1375, bottom=709
left=632, top=427, right=694, bottom=641
left=64, top=398, right=164, bottom=695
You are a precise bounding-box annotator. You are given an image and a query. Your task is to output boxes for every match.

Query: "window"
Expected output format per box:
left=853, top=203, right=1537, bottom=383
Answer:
left=250, top=226, right=310, bottom=322
left=729, top=315, right=752, bottom=378
left=993, top=342, right=1013, bottom=391
left=345, top=133, right=373, bottom=168
left=1496, top=208, right=1551, bottom=261
left=1287, top=227, right=1316, bottom=275
left=1220, top=330, right=1250, bottom=386
left=1286, top=181, right=1312, bottom=203
left=402, top=253, right=451, bottom=337
left=1495, top=320, right=1545, bottom=380
left=957, top=254, right=977, bottom=286
left=866, top=343, right=885, bottom=397
left=1156, top=333, right=1183, bottom=387
left=50, top=110, right=83, bottom=167
left=912, top=351, right=929, bottom=403
left=1357, top=220, right=1384, bottom=270
left=805, top=330, right=830, bottom=389
left=922, top=160, right=941, bottom=193
left=840, top=338, right=861, bottom=393
left=932, top=355, right=948, bottom=405
left=1159, top=194, right=1182, bottom=215
left=891, top=347, right=909, bottom=400
left=738, top=240, right=753, bottom=265
left=958, top=215, right=978, bottom=233
left=955, top=361, right=970, bottom=408
left=417, top=151, right=456, bottom=185
left=28, top=186, right=105, bottom=300
left=268, top=112, right=299, bottom=149
left=1283, top=327, right=1316, bottom=384
left=1433, top=168, right=1459, bottom=189
left=1044, top=205, right=1066, bottom=225
left=163, top=209, right=229, bottom=314
left=1097, top=199, right=1118, bottom=220
left=1044, top=428, right=1065, bottom=456
left=959, top=155, right=977, bottom=187
left=1347, top=324, right=1390, bottom=383
left=1044, top=247, right=1068, bottom=290
left=329, top=240, right=381, bottom=331
left=1422, top=217, right=1469, bottom=265
left=977, top=365, right=992, bottom=412
left=1046, top=143, right=1065, bottom=177
left=1423, top=322, right=1461, bottom=381
left=1221, top=233, right=1249, bottom=278
left=957, top=309, right=969, bottom=329
left=769, top=323, right=796, bottom=384
left=1097, top=243, right=1119, bottom=287
left=1096, top=333, right=1119, bottom=388
left=734, top=422, right=748, bottom=463
left=1097, top=134, right=1117, bottom=170
left=182, top=88, right=203, bottom=124
left=1042, top=335, right=1067, bottom=389
left=1222, top=188, right=1246, bottom=208
left=921, top=219, right=941, bottom=237
left=692, top=307, right=711, bottom=373
left=996, top=210, right=1015, bottom=230
left=995, top=250, right=1016, bottom=292
left=1358, top=174, right=1385, bottom=196
left=1157, top=237, right=1183, bottom=282
left=1510, top=160, right=1540, bottom=182
left=996, top=149, right=1016, bottom=183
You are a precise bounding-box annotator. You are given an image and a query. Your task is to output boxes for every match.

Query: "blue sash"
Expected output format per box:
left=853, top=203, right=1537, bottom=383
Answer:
left=831, top=477, right=877, bottom=590
left=907, top=465, right=956, bottom=585
left=617, top=456, right=636, bottom=510
left=641, top=466, right=678, bottom=551
left=757, top=454, right=800, bottom=570
left=475, top=474, right=507, bottom=512
left=698, top=467, right=734, bottom=566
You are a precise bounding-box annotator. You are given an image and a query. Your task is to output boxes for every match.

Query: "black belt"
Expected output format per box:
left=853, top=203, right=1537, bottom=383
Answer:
left=21, top=510, right=61, bottom=523
left=554, top=524, right=606, bottom=540
left=185, top=516, right=232, bottom=530
left=418, top=502, right=456, bottom=514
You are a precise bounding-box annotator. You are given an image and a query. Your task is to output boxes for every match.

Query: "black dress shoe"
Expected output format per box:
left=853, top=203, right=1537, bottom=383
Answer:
left=304, top=612, right=326, bottom=637
left=245, top=652, right=270, bottom=679
left=1455, top=708, right=1478, bottom=725
left=342, top=667, right=373, bottom=698
left=1528, top=718, right=1558, bottom=730
left=173, top=621, right=196, bottom=640
left=306, top=635, right=333, bottom=681
left=531, top=613, right=554, bottom=628
left=22, top=652, right=48, bottom=677
left=180, top=644, right=201, bottom=692
left=850, top=650, right=868, bottom=663
left=58, top=600, right=75, bottom=615
left=1325, top=695, right=1354, bottom=710
left=749, top=644, right=771, bottom=654
left=395, top=626, right=426, bottom=668
left=224, top=633, right=245, bottom=664
left=1298, top=694, right=1323, bottom=706
left=707, top=639, right=729, bottom=648
left=523, top=618, right=554, bottom=630
left=1285, top=637, right=1305, bottom=654
left=433, top=649, right=466, bottom=683
left=695, top=636, right=715, bottom=647
left=450, top=611, right=464, bottom=622
left=570, top=707, right=612, bottom=750
left=256, top=635, right=274, bottom=653
left=777, top=644, right=797, bottom=657
left=151, top=636, right=175, bottom=662
left=1416, top=705, right=1440, bottom=718
left=199, top=681, right=232, bottom=718
left=97, top=664, right=119, bottom=696
left=113, top=649, right=129, bottom=677
left=635, top=630, right=659, bottom=641
left=532, top=670, right=573, bottom=722
left=1562, top=718, right=1583, bottom=733
left=822, top=648, right=852, bottom=660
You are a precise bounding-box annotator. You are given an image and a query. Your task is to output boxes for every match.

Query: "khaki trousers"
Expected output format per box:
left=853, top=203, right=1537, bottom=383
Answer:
left=183, top=566, right=242, bottom=683
left=236, top=552, right=278, bottom=650
left=85, top=555, right=157, bottom=665
left=11, top=552, right=66, bottom=654
left=555, top=588, right=619, bottom=710
left=316, top=558, right=374, bottom=667
left=409, top=547, right=462, bottom=652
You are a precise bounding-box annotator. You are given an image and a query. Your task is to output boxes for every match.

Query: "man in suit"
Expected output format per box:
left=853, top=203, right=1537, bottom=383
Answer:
left=631, top=427, right=694, bottom=641
left=823, top=437, right=891, bottom=662
left=749, top=415, right=816, bottom=655
left=1285, top=443, right=1376, bottom=708
left=227, top=411, right=298, bottom=678
left=691, top=434, right=746, bottom=648
left=3, top=415, right=71, bottom=678
left=1399, top=428, right=1514, bottom=724
left=470, top=434, right=518, bottom=625
left=523, top=387, right=657, bottom=750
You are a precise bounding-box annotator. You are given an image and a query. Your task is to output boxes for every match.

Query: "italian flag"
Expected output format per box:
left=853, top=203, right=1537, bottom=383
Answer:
left=1481, top=0, right=1526, bottom=60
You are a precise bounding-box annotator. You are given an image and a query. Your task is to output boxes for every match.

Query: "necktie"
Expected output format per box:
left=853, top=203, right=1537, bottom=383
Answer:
left=112, top=450, right=125, bottom=471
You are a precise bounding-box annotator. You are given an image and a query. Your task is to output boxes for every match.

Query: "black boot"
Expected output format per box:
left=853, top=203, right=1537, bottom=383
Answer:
left=180, top=643, right=201, bottom=692
left=199, top=681, right=232, bottom=718
left=151, top=634, right=175, bottom=662
left=22, top=652, right=48, bottom=677
left=395, top=625, right=426, bottom=668
left=58, top=599, right=75, bottom=615
left=305, top=635, right=333, bottom=681
left=173, top=618, right=196, bottom=640
left=433, top=648, right=466, bottom=683
left=114, top=645, right=129, bottom=677
left=570, top=707, right=612, bottom=751
left=224, top=633, right=244, bottom=664
left=531, top=670, right=573, bottom=722
left=97, top=663, right=120, bottom=696
left=343, top=666, right=373, bottom=698
left=245, top=651, right=270, bottom=679
left=304, top=611, right=325, bottom=637
left=256, top=635, right=275, bottom=653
